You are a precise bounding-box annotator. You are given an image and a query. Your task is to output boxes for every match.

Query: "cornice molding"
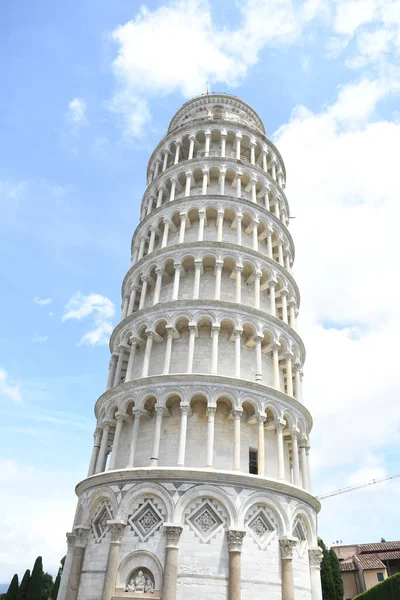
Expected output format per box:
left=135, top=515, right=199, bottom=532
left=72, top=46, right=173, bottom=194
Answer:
left=75, top=466, right=321, bottom=513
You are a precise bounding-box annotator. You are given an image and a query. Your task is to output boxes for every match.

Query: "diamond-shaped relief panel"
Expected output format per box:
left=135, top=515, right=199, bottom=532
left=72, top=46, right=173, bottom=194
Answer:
left=293, top=518, right=308, bottom=557
left=128, top=500, right=164, bottom=542
left=245, top=506, right=276, bottom=549
left=186, top=500, right=225, bottom=543
left=92, top=502, right=114, bottom=543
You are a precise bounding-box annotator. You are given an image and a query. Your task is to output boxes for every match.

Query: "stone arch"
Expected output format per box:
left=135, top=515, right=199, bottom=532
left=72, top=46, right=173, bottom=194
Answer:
left=117, top=482, right=174, bottom=522
left=117, top=550, right=163, bottom=591
left=174, top=485, right=238, bottom=527
left=83, top=486, right=118, bottom=525
left=238, top=492, right=289, bottom=534
left=290, top=505, right=317, bottom=545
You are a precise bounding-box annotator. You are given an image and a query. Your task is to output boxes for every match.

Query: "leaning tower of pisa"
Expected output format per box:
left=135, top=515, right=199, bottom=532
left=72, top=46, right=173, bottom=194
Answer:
left=58, top=94, right=323, bottom=600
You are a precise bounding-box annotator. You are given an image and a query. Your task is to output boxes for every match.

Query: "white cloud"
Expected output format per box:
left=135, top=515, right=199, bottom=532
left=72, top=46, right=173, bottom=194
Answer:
left=65, top=98, right=88, bottom=135
left=0, top=368, right=22, bottom=403
left=109, top=0, right=326, bottom=136
left=330, top=0, right=400, bottom=66
left=274, top=76, right=400, bottom=480
left=33, top=296, right=52, bottom=306
left=0, top=460, right=80, bottom=580
left=62, top=291, right=115, bottom=346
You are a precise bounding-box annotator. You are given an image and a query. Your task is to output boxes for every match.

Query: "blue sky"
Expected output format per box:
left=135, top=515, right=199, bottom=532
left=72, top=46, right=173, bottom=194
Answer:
left=1, top=0, right=400, bottom=582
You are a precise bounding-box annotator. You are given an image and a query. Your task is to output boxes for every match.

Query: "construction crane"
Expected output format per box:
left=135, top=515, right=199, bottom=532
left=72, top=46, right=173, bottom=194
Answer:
left=316, top=473, right=400, bottom=500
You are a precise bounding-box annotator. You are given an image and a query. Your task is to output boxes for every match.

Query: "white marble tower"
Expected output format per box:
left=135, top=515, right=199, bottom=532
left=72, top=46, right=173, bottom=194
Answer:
left=58, top=94, right=323, bottom=600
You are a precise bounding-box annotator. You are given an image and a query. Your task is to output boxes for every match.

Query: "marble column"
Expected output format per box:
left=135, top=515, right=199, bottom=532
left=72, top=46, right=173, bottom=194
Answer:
left=125, top=339, right=139, bottom=382
left=188, top=135, right=195, bottom=160
left=275, top=420, right=285, bottom=480
left=286, top=356, right=294, bottom=397
left=272, top=343, right=280, bottom=390
left=193, top=260, right=202, bottom=299
left=232, top=409, right=242, bottom=470
left=172, top=262, right=181, bottom=300
left=211, top=325, right=220, bottom=374
left=65, top=527, right=90, bottom=600
left=153, top=267, right=163, bottom=305
left=254, top=271, right=261, bottom=309
left=113, top=350, right=125, bottom=388
left=269, top=279, right=277, bottom=316
left=235, top=329, right=242, bottom=378
left=279, top=538, right=297, bottom=600
left=186, top=324, right=196, bottom=373
left=177, top=405, right=189, bottom=466
left=108, top=413, right=126, bottom=470
left=236, top=216, right=242, bottom=246
left=235, top=265, right=242, bottom=304
left=308, top=547, right=323, bottom=600
left=205, top=406, right=216, bottom=467
left=142, top=331, right=154, bottom=377
left=87, top=427, right=102, bottom=476
left=95, top=423, right=111, bottom=473
left=217, top=210, right=224, bottom=241
left=291, top=431, right=300, bottom=486
left=161, top=219, right=170, bottom=248
left=227, top=529, right=246, bottom=600
left=306, top=443, right=312, bottom=493
left=161, top=525, right=183, bottom=600
left=102, top=521, right=126, bottom=600
left=179, top=213, right=186, bottom=243
left=202, top=168, right=208, bottom=195
left=150, top=406, right=168, bottom=466
left=255, top=335, right=263, bottom=382
left=214, top=261, right=223, bottom=300
left=57, top=533, right=76, bottom=600
left=299, top=438, right=309, bottom=490
left=127, top=410, right=142, bottom=468
left=257, top=414, right=266, bottom=476
left=163, top=327, right=174, bottom=374
left=106, top=355, right=118, bottom=391
left=198, top=210, right=205, bottom=241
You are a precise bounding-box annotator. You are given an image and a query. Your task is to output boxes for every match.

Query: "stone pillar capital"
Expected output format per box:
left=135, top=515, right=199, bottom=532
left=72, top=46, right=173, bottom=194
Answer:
left=227, top=529, right=246, bottom=552
left=234, top=328, right=243, bottom=337
left=155, top=266, right=163, bottom=275
left=202, top=167, right=209, bottom=175
left=115, top=411, right=129, bottom=422
left=188, top=133, right=196, bottom=140
left=257, top=412, right=266, bottom=424
left=235, top=132, right=243, bottom=140
left=280, top=288, right=289, bottom=297
left=215, top=260, right=223, bottom=269
left=102, top=419, right=115, bottom=429
left=308, top=547, right=323, bottom=568
left=279, top=537, right=297, bottom=559
left=107, top=520, right=127, bottom=543
left=164, top=524, right=183, bottom=548
left=74, top=525, right=91, bottom=548
left=180, top=404, right=190, bottom=416
left=173, top=261, right=181, bottom=271
left=268, top=278, right=278, bottom=288
left=235, top=264, right=243, bottom=273
left=232, top=408, right=243, bottom=419
left=275, top=418, right=285, bottom=431
left=207, top=405, right=217, bottom=416
left=212, top=324, right=220, bottom=334
left=155, top=405, right=170, bottom=417
left=66, top=532, right=76, bottom=550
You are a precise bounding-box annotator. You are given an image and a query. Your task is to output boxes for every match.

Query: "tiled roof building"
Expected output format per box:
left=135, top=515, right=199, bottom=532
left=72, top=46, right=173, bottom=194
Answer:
left=333, top=541, right=400, bottom=599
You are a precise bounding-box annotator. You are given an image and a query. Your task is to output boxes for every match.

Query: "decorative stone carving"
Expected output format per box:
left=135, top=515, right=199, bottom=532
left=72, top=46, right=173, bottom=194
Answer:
left=227, top=529, right=246, bottom=552
left=186, top=499, right=225, bottom=543
left=124, top=568, right=155, bottom=594
left=92, top=501, right=114, bottom=543
left=246, top=506, right=276, bottom=549
left=279, top=538, right=297, bottom=559
left=109, top=522, right=126, bottom=543
left=164, top=524, right=183, bottom=548
left=128, top=499, right=163, bottom=542
left=66, top=532, right=76, bottom=551
left=308, top=547, right=323, bottom=568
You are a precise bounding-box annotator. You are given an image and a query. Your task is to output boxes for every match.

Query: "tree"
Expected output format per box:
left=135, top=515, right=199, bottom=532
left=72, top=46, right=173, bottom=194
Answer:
left=319, top=538, right=336, bottom=600
left=17, top=570, right=30, bottom=600
left=26, top=557, right=43, bottom=600
left=40, top=574, right=53, bottom=600
left=6, top=574, right=19, bottom=600
left=329, top=547, right=344, bottom=600
left=51, top=556, right=65, bottom=600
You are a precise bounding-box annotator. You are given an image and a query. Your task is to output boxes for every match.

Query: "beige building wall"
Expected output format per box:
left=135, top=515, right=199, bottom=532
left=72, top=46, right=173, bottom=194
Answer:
left=363, top=568, right=387, bottom=590
left=342, top=571, right=362, bottom=599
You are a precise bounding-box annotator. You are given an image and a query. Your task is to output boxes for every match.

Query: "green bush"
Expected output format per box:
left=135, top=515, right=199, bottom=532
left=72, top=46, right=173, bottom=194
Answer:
left=354, top=572, right=400, bottom=600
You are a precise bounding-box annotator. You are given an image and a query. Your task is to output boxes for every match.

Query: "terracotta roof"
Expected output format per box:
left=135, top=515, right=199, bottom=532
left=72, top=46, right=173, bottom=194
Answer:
left=377, top=551, right=400, bottom=561
left=340, top=561, right=356, bottom=572
left=358, top=542, right=400, bottom=553
left=355, top=555, right=386, bottom=570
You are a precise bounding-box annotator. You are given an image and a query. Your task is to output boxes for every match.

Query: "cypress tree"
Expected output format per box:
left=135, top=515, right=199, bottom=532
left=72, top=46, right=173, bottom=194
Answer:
left=6, top=574, right=19, bottom=600
left=329, top=547, right=344, bottom=600
left=26, top=557, right=43, bottom=600
left=318, top=538, right=336, bottom=600
left=17, top=570, right=30, bottom=600
left=40, top=574, right=53, bottom=600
